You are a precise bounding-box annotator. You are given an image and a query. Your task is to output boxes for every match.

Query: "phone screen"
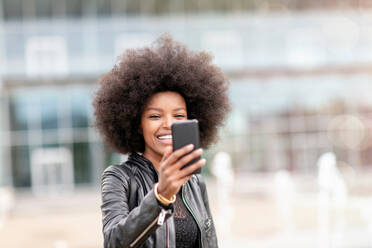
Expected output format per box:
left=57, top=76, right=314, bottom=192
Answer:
left=171, top=119, right=201, bottom=174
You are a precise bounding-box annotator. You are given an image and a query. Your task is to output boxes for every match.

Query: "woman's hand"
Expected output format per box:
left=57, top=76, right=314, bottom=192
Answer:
left=157, top=144, right=206, bottom=200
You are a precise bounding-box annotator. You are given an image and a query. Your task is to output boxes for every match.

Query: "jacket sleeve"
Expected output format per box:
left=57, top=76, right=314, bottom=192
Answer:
left=100, top=165, right=171, bottom=248
left=197, top=174, right=219, bottom=247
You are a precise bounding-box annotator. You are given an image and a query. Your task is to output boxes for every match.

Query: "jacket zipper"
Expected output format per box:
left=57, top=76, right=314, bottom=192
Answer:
left=130, top=209, right=167, bottom=248
left=166, top=219, right=170, bottom=248
left=182, top=185, right=203, bottom=248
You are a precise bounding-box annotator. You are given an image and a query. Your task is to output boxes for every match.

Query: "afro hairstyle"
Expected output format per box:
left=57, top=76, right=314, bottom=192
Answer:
left=93, top=34, right=231, bottom=154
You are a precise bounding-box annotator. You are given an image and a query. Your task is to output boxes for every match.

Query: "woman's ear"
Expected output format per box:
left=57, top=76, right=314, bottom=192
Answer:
left=138, top=125, right=142, bottom=134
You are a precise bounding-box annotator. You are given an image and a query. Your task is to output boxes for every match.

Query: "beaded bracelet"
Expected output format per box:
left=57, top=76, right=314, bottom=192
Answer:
left=154, top=183, right=176, bottom=206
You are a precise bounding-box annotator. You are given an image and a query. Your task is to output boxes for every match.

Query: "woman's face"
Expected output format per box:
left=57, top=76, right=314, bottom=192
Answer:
left=140, top=91, right=187, bottom=164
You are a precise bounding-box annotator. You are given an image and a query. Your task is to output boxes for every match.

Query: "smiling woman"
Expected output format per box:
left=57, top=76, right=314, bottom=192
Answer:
left=93, top=34, right=230, bottom=248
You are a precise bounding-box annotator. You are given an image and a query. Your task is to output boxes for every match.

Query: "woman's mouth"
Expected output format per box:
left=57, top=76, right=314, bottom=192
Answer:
left=157, top=134, right=172, bottom=145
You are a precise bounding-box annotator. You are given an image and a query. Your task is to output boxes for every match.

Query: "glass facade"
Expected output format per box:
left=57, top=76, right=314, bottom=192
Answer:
left=6, top=85, right=108, bottom=188
left=6, top=74, right=372, bottom=189
left=2, top=1, right=372, bottom=190
left=221, top=77, right=372, bottom=173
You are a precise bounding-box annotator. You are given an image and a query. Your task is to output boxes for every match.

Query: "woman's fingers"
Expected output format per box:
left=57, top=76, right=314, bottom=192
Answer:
left=158, top=145, right=205, bottom=198
left=162, top=144, right=194, bottom=168
left=179, top=174, right=193, bottom=186
left=176, top=158, right=206, bottom=180
left=160, top=146, right=173, bottom=163
left=158, top=157, right=205, bottom=199
left=160, top=146, right=203, bottom=179
left=170, top=148, right=203, bottom=173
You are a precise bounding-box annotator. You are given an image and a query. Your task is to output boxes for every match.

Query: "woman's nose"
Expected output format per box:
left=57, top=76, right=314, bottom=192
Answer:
left=163, top=116, right=174, bottom=129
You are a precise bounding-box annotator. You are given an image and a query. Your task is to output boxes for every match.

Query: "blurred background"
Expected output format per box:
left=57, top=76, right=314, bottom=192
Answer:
left=1, top=0, right=372, bottom=247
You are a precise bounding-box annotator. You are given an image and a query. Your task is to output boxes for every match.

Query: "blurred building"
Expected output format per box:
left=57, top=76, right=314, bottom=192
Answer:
left=1, top=0, right=372, bottom=191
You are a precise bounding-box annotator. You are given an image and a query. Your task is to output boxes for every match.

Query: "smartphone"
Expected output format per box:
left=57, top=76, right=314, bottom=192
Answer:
left=171, top=119, right=201, bottom=174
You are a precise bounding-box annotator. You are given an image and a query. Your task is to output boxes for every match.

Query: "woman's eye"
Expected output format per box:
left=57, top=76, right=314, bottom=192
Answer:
left=149, top=115, right=160, bottom=119
left=175, top=114, right=185, bottom=118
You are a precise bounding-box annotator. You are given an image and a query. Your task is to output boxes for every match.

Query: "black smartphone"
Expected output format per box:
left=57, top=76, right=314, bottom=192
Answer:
left=171, top=119, right=201, bottom=174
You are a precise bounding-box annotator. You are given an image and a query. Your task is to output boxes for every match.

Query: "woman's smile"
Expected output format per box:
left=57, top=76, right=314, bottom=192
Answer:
left=157, top=133, right=173, bottom=145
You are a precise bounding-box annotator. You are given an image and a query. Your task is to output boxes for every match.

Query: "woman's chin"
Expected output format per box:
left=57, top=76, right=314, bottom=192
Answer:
left=157, top=144, right=172, bottom=155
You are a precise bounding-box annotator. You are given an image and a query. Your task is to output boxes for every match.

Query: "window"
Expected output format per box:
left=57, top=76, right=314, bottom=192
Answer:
left=66, top=0, right=82, bottom=17
left=3, top=0, right=23, bottom=20
left=35, top=0, right=52, bottom=18
left=11, top=146, right=30, bottom=187
left=8, top=86, right=99, bottom=188
left=73, top=142, right=91, bottom=184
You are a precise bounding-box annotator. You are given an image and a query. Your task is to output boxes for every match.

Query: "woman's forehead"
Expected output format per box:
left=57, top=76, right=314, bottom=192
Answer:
left=145, top=91, right=186, bottom=108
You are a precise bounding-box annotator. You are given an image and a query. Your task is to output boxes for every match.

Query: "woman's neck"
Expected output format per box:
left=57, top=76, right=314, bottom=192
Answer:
left=142, top=150, right=162, bottom=172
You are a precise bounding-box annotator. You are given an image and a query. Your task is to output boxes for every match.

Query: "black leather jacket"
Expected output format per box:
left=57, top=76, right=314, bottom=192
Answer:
left=100, top=153, right=218, bottom=248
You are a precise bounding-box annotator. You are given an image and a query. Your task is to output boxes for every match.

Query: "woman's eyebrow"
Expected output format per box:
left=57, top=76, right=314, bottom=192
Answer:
left=145, top=107, right=163, bottom=111
left=145, top=107, right=185, bottom=111
left=173, top=107, right=186, bottom=111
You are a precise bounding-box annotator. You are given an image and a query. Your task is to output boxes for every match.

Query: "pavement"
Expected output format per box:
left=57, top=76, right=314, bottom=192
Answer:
left=0, top=173, right=371, bottom=248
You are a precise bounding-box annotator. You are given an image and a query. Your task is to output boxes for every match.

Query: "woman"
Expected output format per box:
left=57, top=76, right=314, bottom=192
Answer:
left=93, top=34, right=230, bottom=248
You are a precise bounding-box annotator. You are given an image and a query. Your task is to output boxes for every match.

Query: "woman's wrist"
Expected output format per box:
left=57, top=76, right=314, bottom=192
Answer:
left=154, top=183, right=176, bottom=206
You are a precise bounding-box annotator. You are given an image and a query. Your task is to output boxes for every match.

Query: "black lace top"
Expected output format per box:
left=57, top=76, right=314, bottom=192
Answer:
left=174, top=191, right=200, bottom=248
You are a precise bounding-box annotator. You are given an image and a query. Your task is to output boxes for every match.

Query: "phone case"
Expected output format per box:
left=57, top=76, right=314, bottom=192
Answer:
left=171, top=119, right=201, bottom=174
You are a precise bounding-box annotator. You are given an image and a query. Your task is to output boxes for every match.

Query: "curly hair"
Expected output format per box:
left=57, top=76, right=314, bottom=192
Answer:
left=93, top=34, right=231, bottom=154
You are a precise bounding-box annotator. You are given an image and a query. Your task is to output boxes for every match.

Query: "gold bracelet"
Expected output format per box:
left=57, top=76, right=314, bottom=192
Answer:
left=154, top=183, right=176, bottom=206
left=154, top=183, right=176, bottom=205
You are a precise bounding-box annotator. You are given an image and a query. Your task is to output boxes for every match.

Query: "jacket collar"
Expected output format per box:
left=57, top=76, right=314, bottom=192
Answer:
left=128, top=153, right=159, bottom=178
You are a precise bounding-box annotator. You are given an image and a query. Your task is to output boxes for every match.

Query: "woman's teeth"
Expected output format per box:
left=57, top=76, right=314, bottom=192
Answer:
left=158, top=135, right=172, bottom=140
